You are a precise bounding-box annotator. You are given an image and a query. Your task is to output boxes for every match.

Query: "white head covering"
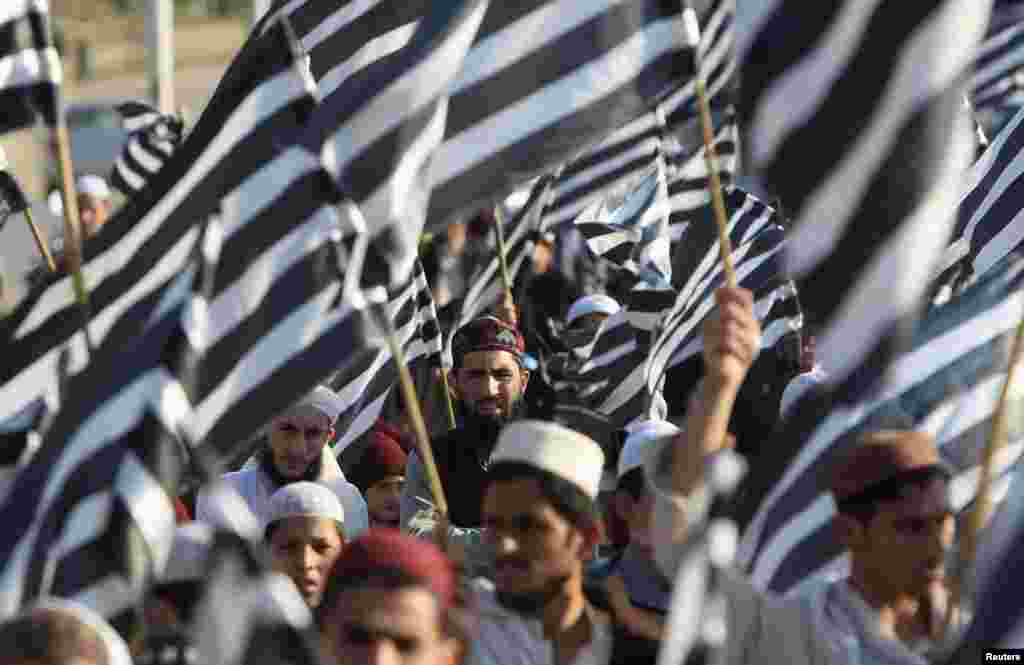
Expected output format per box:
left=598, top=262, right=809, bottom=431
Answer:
left=490, top=420, right=605, bottom=499
left=293, top=385, right=342, bottom=423
left=264, top=481, right=346, bottom=535
left=618, top=420, right=681, bottom=479
left=779, top=367, right=827, bottom=417
left=30, top=598, right=133, bottom=665
left=566, top=294, right=621, bottom=327
left=162, top=522, right=213, bottom=584
left=76, top=174, right=111, bottom=200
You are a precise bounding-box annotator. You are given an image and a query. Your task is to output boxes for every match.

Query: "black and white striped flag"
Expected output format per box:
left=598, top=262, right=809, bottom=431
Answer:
left=738, top=0, right=988, bottom=404
left=0, top=0, right=60, bottom=133
left=110, top=101, right=185, bottom=196
left=972, top=3, right=1024, bottom=135
left=934, top=105, right=1024, bottom=303
left=0, top=19, right=317, bottom=428
left=735, top=256, right=1024, bottom=595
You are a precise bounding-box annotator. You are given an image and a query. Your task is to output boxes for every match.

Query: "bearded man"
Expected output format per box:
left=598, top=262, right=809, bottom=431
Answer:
left=400, top=316, right=531, bottom=529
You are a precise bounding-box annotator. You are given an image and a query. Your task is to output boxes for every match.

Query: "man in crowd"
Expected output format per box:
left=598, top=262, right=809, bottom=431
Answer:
left=264, top=482, right=348, bottom=609
left=350, top=429, right=407, bottom=529
left=471, top=420, right=615, bottom=665
left=0, top=599, right=134, bottom=665
left=196, top=386, right=368, bottom=539
left=401, top=316, right=530, bottom=529
left=316, top=529, right=460, bottom=665
left=645, top=287, right=833, bottom=665
left=795, top=430, right=956, bottom=664
left=76, top=174, right=114, bottom=238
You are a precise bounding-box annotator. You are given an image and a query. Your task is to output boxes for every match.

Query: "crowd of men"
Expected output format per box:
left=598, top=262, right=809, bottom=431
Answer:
left=0, top=184, right=963, bottom=665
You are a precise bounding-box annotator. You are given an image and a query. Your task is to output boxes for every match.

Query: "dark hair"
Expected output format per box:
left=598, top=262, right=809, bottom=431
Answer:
left=0, top=608, right=109, bottom=665
left=316, top=567, right=445, bottom=630
left=485, top=462, right=599, bottom=529
left=264, top=518, right=346, bottom=544
left=836, top=466, right=951, bottom=522
left=616, top=467, right=647, bottom=501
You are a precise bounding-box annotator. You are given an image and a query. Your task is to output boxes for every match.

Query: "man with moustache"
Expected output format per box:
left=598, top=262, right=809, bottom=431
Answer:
left=400, top=316, right=531, bottom=529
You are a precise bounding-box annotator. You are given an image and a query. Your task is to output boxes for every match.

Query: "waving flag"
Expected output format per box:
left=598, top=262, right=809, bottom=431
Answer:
left=110, top=102, right=185, bottom=196
left=0, top=0, right=60, bottom=133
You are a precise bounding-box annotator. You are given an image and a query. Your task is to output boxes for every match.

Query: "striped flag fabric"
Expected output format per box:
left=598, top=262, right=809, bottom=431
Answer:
left=934, top=105, right=1024, bottom=304
left=0, top=18, right=318, bottom=427
left=110, top=101, right=185, bottom=197
left=451, top=175, right=554, bottom=335
left=972, top=2, right=1024, bottom=136
left=738, top=0, right=988, bottom=404
left=0, top=0, right=60, bottom=134
left=734, top=256, right=1024, bottom=595
left=539, top=0, right=738, bottom=232
left=303, top=0, right=490, bottom=289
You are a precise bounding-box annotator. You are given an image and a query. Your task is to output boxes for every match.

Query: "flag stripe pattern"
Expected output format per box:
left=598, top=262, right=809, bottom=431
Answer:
left=0, top=0, right=60, bottom=133
left=0, top=20, right=317, bottom=426
left=972, top=14, right=1024, bottom=118
left=738, top=0, right=988, bottom=401
left=110, top=102, right=185, bottom=197
left=736, top=257, right=1024, bottom=594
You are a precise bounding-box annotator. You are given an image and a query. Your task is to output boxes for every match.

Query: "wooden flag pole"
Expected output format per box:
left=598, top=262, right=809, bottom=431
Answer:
left=947, top=315, right=1024, bottom=634
left=683, top=5, right=735, bottom=288
left=24, top=207, right=57, bottom=273
left=492, top=205, right=515, bottom=307
left=383, top=318, right=450, bottom=521
left=440, top=368, right=458, bottom=430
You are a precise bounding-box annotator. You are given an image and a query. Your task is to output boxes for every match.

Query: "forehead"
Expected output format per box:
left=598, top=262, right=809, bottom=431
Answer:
left=460, top=349, right=520, bottom=371
left=483, top=477, right=555, bottom=518
left=270, top=516, right=342, bottom=543
left=273, top=405, right=330, bottom=427
left=875, top=477, right=951, bottom=518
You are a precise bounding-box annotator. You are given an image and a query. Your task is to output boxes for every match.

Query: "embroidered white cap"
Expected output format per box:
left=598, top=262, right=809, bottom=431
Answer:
left=566, top=294, right=621, bottom=327
left=76, top=174, right=111, bottom=200
left=294, top=385, right=342, bottom=423
left=490, top=420, right=605, bottom=499
left=618, top=420, right=681, bottom=479
left=264, top=481, right=346, bottom=535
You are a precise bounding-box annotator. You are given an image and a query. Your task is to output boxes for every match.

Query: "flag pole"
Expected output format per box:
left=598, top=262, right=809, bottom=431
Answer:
left=682, top=5, right=735, bottom=287
left=948, top=315, right=1024, bottom=634
left=24, top=207, right=57, bottom=273
left=492, top=205, right=515, bottom=308
left=440, top=368, right=458, bottom=430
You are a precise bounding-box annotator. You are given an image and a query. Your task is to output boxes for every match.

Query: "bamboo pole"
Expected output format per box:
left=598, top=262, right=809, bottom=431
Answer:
left=440, top=368, right=458, bottom=431
left=683, top=5, right=736, bottom=287
left=947, top=316, right=1024, bottom=634
left=24, top=208, right=57, bottom=273
left=492, top=205, right=515, bottom=307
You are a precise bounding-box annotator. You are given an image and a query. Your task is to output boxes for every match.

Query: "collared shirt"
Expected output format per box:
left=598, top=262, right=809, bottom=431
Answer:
left=795, top=579, right=934, bottom=665
left=467, top=580, right=614, bottom=665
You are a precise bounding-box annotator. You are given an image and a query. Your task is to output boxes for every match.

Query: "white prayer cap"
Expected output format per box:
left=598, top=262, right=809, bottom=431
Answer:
left=162, top=523, right=213, bottom=584
left=76, top=174, right=111, bottom=200
left=566, top=294, right=620, bottom=327
left=293, top=385, right=342, bottom=423
left=779, top=368, right=827, bottom=417
left=264, top=481, right=345, bottom=536
left=490, top=420, right=605, bottom=500
left=618, top=420, right=680, bottom=479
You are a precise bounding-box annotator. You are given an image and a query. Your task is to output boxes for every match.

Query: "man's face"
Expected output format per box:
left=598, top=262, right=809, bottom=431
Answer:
left=77, top=193, right=110, bottom=237
left=482, top=477, right=587, bottom=612
left=319, top=586, right=453, bottom=665
left=848, top=477, right=955, bottom=599
left=268, top=516, right=345, bottom=608
left=268, top=406, right=333, bottom=480
left=455, top=350, right=528, bottom=424
left=366, top=476, right=405, bottom=528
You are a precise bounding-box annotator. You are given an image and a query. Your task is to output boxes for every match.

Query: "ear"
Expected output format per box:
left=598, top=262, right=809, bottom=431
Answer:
left=833, top=512, right=866, bottom=551
left=519, top=367, right=530, bottom=392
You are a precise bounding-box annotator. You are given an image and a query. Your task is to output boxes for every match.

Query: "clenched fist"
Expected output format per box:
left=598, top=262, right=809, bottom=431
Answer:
left=702, top=287, right=761, bottom=391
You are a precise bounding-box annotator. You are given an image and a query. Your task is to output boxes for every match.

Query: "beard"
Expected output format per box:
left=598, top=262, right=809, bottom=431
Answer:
left=259, top=445, right=323, bottom=488
left=462, top=395, right=528, bottom=453
left=495, top=574, right=570, bottom=616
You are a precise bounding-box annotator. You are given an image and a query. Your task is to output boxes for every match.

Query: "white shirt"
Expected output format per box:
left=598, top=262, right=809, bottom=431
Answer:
left=196, top=446, right=368, bottom=540
left=467, top=579, right=614, bottom=665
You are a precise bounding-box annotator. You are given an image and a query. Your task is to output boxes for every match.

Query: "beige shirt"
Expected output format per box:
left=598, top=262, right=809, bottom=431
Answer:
left=467, top=579, right=614, bottom=665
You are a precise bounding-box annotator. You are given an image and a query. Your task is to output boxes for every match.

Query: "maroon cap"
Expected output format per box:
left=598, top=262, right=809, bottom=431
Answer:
left=830, top=430, right=945, bottom=502
left=452, top=316, right=525, bottom=366
left=350, top=423, right=408, bottom=493
left=329, top=529, right=455, bottom=610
